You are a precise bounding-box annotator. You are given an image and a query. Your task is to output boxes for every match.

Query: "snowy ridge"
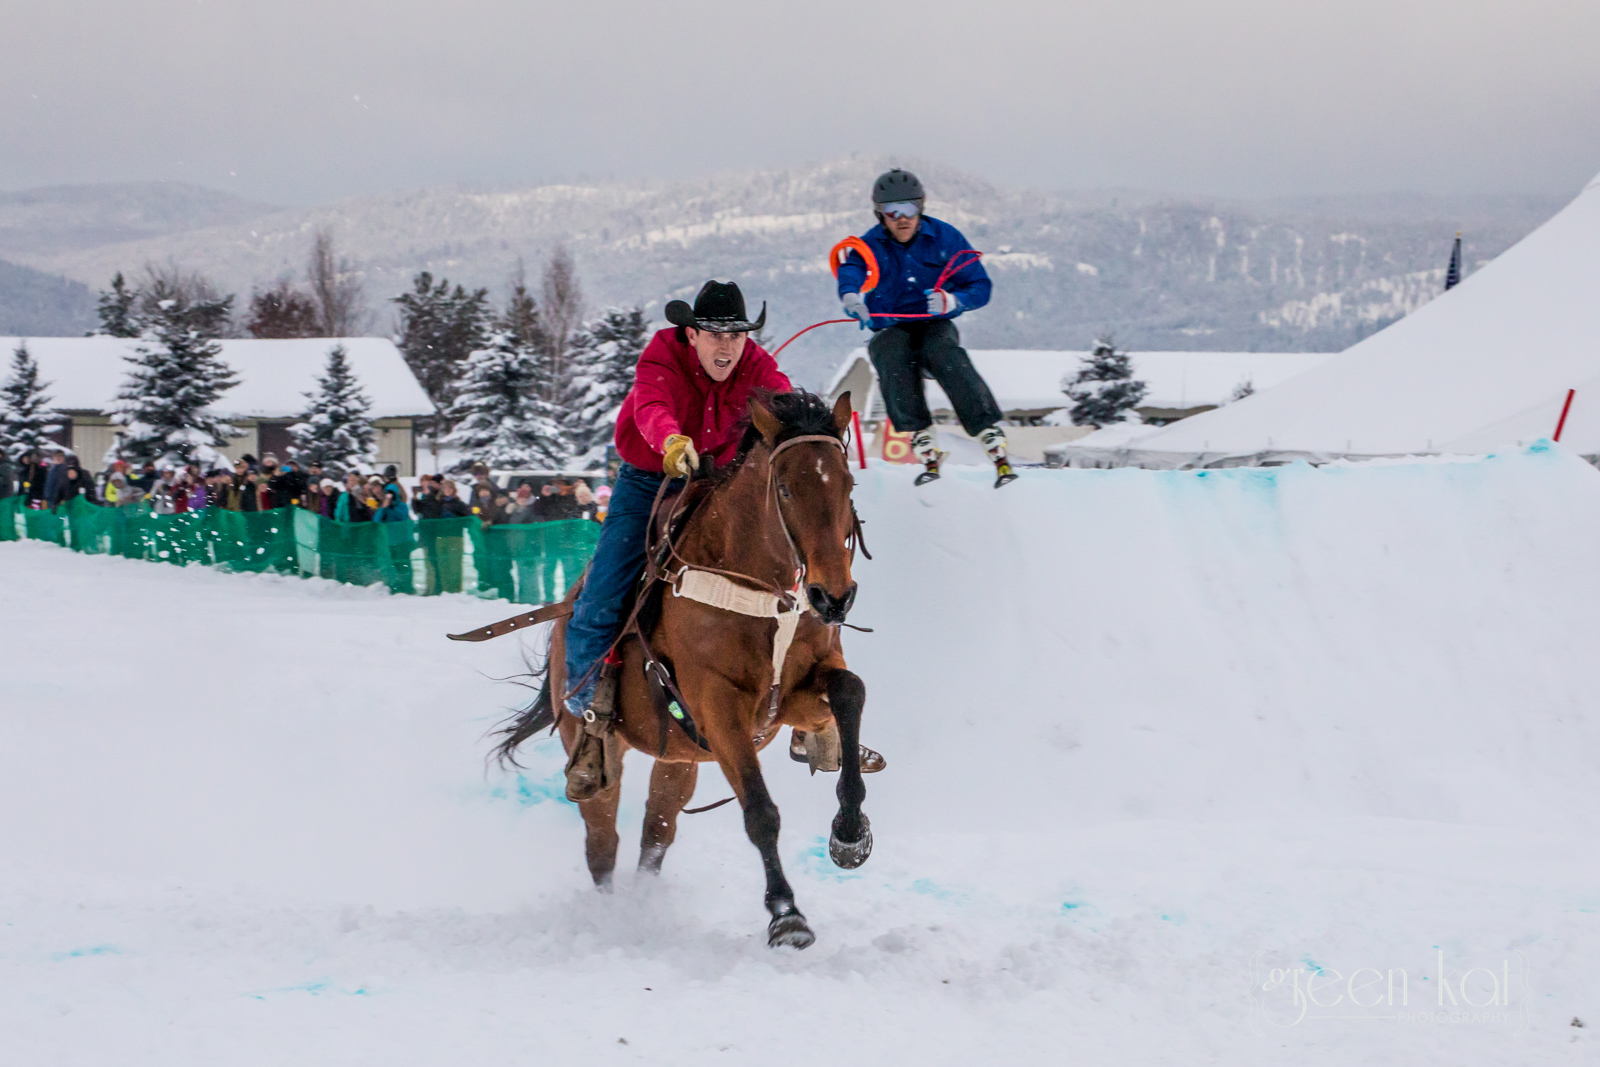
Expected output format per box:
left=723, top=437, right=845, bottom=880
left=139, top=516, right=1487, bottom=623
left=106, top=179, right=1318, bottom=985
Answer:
left=3, top=446, right=1598, bottom=1062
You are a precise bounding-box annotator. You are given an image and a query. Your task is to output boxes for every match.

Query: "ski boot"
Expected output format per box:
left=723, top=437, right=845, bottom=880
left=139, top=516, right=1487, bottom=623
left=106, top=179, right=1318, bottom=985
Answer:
left=981, top=426, right=1018, bottom=488
left=911, top=429, right=945, bottom=486
left=564, top=669, right=620, bottom=802
left=790, top=727, right=889, bottom=774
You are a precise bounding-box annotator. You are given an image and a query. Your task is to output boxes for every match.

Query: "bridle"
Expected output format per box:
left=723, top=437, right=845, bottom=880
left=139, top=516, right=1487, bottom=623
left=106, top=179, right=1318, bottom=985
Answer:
left=656, top=432, right=861, bottom=606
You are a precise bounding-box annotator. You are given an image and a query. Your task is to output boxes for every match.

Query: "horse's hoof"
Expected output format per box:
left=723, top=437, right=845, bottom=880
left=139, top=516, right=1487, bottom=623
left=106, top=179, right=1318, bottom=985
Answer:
left=767, top=911, right=815, bottom=950
left=829, top=813, right=873, bottom=869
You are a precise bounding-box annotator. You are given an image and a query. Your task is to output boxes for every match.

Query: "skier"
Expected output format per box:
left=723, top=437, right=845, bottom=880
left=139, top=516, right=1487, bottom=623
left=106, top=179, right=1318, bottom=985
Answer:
left=835, top=168, right=1015, bottom=487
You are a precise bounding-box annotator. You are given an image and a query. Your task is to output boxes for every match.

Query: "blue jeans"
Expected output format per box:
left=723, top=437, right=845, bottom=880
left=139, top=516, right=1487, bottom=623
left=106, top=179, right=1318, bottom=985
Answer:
left=563, top=463, right=680, bottom=715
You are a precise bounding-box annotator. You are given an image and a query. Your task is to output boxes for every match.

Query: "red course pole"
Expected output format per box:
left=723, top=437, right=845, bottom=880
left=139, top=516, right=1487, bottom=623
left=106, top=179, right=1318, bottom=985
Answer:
left=850, top=411, right=867, bottom=469
left=1554, top=388, right=1576, bottom=442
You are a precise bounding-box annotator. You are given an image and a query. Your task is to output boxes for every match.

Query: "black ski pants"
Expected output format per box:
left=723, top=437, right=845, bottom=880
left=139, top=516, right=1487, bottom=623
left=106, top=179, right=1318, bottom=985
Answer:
left=867, top=320, right=1003, bottom=436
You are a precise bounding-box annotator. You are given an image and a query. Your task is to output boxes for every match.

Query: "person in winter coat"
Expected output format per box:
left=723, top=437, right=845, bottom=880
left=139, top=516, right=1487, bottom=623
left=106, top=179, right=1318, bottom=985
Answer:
left=42, top=450, right=71, bottom=506
left=18, top=450, right=48, bottom=507
left=334, top=472, right=373, bottom=522
left=316, top=478, right=340, bottom=518
left=410, top=476, right=443, bottom=520
left=53, top=456, right=96, bottom=506
left=835, top=168, right=1013, bottom=487
left=505, top=483, right=537, bottom=524
left=572, top=482, right=600, bottom=523
left=560, top=279, right=791, bottom=799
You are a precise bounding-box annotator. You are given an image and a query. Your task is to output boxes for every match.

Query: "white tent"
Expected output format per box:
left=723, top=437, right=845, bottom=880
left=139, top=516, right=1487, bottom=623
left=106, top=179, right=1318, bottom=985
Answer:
left=1056, top=168, right=1600, bottom=468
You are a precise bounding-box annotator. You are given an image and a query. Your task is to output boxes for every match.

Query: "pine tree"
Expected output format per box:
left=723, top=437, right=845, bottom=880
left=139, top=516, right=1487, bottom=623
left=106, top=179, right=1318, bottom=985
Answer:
left=95, top=273, right=141, bottom=337
left=392, top=272, right=492, bottom=459
left=442, top=331, right=565, bottom=471
left=564, top=306, right=647, bottom=462
left=1063, top=334, right=1148, bottom=428
left=287, top=345, right=377, bottom=472
left=109, top=295, right=241, bottom=467
left=0, top=342, right=63, bottom=460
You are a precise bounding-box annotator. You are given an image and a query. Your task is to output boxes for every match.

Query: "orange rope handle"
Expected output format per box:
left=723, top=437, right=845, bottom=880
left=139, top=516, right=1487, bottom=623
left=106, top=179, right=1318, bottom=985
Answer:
left=829, top=236, right=879, bottom=295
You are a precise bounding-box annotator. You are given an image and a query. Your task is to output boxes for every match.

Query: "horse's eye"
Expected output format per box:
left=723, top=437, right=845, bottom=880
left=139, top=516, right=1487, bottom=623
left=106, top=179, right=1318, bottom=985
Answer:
left=778, top=484, right=792, bottom=500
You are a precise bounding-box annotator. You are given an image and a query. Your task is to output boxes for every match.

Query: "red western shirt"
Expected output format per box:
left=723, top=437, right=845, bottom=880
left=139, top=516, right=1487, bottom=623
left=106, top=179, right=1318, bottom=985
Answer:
left=614, top=328, right=792, bottom=472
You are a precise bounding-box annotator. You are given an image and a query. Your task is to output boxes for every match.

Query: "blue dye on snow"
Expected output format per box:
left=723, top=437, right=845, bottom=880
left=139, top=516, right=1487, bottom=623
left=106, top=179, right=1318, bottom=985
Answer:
left=909, top=878, right=968, bottom=904
left=244, top=980, right=370, bottom=1000
left=487, top=772, right=570, bottom=807
left=796, top=837, right=864, bottom=882
left=1300, top=954, right=1325, bottom=975
left=51, top=944, right=120, bottom=961
left=1060, top=901, right=1084, bottom=913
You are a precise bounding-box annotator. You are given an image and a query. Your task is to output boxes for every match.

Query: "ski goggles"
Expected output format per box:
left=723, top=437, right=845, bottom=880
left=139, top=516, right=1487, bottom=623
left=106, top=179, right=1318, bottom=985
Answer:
left=876, top=200, right=922, bottom=220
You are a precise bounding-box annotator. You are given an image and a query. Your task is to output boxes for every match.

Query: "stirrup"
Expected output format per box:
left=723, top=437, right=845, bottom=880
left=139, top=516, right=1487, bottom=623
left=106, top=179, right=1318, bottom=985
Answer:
left=790, top=729, right=887, bottom=774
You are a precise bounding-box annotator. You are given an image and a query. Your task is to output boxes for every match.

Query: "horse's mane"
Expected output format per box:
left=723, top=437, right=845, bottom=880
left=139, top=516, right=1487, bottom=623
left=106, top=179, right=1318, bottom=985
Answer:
left=717, top=390, right=841, bottom=483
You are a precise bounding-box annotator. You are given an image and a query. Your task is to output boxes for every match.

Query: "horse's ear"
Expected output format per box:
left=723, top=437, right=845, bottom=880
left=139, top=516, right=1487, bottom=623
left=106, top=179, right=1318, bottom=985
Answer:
left=749, top=396, right=781, bottom=445
left=831, top=391, right=853, bottom=434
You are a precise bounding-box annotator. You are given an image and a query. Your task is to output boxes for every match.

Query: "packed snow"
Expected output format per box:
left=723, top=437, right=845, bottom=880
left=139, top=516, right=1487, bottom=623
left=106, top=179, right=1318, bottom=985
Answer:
left=3, top=445, right=1598, bottom=1064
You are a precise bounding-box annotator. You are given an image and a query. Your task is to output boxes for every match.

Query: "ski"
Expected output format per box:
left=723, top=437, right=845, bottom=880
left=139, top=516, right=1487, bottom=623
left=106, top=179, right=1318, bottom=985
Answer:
left=993, top=459, right=1018, bottom=489
left=914, top=452, right=944, bottom=486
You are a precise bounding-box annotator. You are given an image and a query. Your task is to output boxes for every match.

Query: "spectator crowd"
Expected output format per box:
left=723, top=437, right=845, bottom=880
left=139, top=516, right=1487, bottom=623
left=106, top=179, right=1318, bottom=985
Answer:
left=0, top=449, right=608, bottom=528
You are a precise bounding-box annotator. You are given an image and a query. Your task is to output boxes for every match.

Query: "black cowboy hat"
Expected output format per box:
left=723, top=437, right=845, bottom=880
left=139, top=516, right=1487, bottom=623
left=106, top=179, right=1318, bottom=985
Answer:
left=664, top=280, right=766, bottom=334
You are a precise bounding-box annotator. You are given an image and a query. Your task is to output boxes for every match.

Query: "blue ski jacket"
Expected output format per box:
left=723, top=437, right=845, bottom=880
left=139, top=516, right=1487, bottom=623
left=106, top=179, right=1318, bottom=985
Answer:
left=835, top=215, right=991, bottom=329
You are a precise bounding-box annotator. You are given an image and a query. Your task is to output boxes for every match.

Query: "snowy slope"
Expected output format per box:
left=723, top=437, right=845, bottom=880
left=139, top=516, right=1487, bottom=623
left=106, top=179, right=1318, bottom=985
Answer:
left=2, top=446, right=1598, bottom=1064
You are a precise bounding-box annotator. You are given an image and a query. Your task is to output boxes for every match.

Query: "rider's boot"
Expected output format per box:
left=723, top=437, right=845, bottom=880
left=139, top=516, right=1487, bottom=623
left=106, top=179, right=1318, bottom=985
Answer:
left=980, top=426, right=1018, bottom=488
left=564, top=669, right=618, bottom=802
left=790, top=727, right=888, bottom=773
left=911, top=429, right=945, bottom=486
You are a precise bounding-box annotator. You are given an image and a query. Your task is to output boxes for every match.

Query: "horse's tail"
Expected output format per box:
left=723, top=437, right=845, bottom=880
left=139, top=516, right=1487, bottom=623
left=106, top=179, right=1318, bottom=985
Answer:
left=489, top=653, right=557, bottom=769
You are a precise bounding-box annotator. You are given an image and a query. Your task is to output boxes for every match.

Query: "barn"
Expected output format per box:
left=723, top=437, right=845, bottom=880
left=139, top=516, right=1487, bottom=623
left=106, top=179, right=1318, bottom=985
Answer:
left=4, top=336, right=432, bottom=474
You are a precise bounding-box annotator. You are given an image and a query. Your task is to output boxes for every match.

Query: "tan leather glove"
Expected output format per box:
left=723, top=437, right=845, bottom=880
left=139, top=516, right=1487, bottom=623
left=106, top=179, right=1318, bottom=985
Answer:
left=662, top=434, right=699, bottom=479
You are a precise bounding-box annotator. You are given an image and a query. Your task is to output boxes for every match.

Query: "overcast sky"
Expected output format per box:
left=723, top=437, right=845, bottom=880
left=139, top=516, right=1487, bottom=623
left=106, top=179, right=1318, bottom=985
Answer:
left=6, top=0, right=1598, bottom=205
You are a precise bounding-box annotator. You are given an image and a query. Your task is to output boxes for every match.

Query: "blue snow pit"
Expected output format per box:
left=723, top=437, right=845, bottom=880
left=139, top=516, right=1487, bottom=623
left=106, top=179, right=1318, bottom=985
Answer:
left=796, top=837, right=864, bottom=882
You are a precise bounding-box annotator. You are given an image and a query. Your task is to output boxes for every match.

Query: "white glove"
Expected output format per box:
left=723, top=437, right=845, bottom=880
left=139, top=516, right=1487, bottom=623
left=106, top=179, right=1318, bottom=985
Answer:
left=925, top=289, right=961, bottom=316
left=841, top=292, right=872, bottom=329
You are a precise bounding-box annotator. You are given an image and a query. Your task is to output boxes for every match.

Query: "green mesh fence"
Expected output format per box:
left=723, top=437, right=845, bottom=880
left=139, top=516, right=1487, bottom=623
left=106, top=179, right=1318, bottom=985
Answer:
left=0, top=495, right=599, bottom=605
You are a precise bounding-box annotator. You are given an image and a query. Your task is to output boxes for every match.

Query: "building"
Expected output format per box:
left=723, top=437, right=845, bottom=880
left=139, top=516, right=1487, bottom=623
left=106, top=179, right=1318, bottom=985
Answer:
left=3, top=336, right=432, bottom=474
left=825, top=347, right=1335, bottom=462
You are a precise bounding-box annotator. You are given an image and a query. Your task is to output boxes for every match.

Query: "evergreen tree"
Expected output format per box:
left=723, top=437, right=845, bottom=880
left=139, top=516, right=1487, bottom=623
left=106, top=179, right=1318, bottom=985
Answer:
left=109, top=295, right=241, bottom=467
left=563, top=306, right=647, bottom=462
left=1064, top=334, right=1148, bottom=428
left=0, top=342, right=63, bottom=460
left=392, top=272, right=492, bottom=457
left=287, top=345, right=377, bottom=472
left=95, top=273, right=141, bottom=337
left=442, top=331, right=565, bottom=471
left=246, top=279, right=321, bottom=338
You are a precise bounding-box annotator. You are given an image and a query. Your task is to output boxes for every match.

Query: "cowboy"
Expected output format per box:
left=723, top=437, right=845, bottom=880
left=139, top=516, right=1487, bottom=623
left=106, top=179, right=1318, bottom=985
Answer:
left=836, top=168, right=1015, bottom=487
left=562, top=280, right=790, bottom=798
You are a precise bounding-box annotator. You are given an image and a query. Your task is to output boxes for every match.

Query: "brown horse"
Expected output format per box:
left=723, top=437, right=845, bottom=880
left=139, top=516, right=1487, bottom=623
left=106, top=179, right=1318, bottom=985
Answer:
left=493, top=389, right=871, bottom=949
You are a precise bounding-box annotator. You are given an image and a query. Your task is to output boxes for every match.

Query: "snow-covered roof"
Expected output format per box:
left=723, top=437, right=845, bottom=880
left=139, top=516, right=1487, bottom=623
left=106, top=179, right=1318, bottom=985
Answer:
left=1, top=336, right=432, bottom=419
left=824, top=348, right=1335, bottom=415
left=1076, top=167, right=1600, bottom=468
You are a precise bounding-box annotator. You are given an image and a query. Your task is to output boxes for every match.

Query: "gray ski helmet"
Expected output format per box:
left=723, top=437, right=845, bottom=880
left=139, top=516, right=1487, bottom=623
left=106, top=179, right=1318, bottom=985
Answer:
left=872, top=168, right=925, bottom=205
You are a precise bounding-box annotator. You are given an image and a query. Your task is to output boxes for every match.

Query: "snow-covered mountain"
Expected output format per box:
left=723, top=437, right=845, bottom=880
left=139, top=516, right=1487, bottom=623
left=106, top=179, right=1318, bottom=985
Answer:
left=0, top=160, right=1562, bottom=386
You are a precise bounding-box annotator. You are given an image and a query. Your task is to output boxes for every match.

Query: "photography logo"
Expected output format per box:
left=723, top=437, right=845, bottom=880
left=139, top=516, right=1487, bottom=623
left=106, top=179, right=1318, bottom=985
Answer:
left=1247, top=950, right=1530, bottom=1034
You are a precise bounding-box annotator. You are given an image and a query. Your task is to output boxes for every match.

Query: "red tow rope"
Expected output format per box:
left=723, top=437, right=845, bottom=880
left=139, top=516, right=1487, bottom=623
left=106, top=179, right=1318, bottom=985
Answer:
left=768, top=241, right=984, bottom=358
